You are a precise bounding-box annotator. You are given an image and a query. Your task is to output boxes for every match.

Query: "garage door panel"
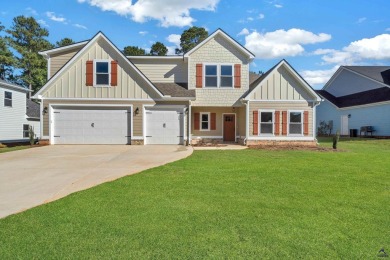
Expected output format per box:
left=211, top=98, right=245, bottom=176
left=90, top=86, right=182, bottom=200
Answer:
left=53, top=107, right=131, bottom=145
left=145, top=108, right=183, bottom=145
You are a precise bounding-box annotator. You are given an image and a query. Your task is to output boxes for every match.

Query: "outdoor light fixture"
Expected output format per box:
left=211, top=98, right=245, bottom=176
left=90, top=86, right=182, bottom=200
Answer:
left=42, top=106, right=48, bottom=115
left=348, top=114, right=351, bottom=118
left=135, top=107, right=139, bottom=115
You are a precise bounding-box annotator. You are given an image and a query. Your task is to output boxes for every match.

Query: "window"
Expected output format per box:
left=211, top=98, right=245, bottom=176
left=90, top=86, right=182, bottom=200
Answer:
left=289, top=111, right=303, bottom=135
left=204, top=64, right=233, bottom=88
left=23, top=124, right=30, bottom=138
left=95, top=61, right=110, bottom=85
left=260, top=111, right=274, bottom=134
left=200, top=112, right=210, bottom=130
left=220, top=65, right=233, bottom=87
left=4, top=91, right=12, bottom=107
left=205, top=65, right=217, bottom=87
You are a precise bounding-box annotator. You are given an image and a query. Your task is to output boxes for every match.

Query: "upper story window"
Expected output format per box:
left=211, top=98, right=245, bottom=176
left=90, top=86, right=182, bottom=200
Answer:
left=4, top=91, right=12, bottom=107
left=95, top=60, right=110, bottom=86
left=204, top=64, right=233, bottom=88
left=289, top=111, right=303, bottom=135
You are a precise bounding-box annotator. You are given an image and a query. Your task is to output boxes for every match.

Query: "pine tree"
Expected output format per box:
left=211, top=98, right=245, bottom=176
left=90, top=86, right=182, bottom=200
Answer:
left=0, top=22, right=15, bottom=80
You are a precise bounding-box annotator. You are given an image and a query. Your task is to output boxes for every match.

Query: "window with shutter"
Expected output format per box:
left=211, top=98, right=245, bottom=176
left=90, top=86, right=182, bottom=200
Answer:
left=253, top=110, right=258, bottom=135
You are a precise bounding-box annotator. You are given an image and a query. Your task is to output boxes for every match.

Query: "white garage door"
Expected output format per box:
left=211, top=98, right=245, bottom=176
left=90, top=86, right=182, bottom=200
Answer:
left=145, top=108, right=184, bottom=144
left=52, top=107, right=131, bottom=144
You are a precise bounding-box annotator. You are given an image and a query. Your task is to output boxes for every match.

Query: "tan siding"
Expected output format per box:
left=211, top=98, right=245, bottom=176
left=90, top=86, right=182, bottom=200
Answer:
left=250, top=66, right=313, bottom=101
left=42, top=39, right=159, bottom=100
left=50, top=49, right=80, bottom=78
left=249, top=101, right=314, bottom=137
left=131, top=59, right=188, bottom=83
left=237, top=107, right=246, bottom=137
left=189, top=35, right=250, bottom=106
left=42, top=100, right=155, bottom=138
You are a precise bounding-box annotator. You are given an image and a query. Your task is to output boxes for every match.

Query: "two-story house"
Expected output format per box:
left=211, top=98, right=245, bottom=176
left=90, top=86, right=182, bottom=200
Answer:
left=33, top=29, right=321, bottom=146
left=0, top=79, right=41, bottom=143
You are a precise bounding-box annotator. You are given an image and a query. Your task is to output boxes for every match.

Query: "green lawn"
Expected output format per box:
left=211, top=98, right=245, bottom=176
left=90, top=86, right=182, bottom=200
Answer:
left=0, top=139, right=389, bottom=258
left=0, top=145, right=30, bottom=154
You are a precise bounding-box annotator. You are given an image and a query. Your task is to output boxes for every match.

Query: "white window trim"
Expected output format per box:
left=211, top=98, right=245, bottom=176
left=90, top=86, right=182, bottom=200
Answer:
left=4, top=91, right=12, bottom=107
left=288, top=110, right=304, bottom=136
left=93, top=59, right=111, bottom=88
left=23, top=124, right=30, bottom=138
left=203, top=63, right=234, bottom=88
left=200, top=112, right=210, bottom=131
left=258, top=109, right=275, bottom=136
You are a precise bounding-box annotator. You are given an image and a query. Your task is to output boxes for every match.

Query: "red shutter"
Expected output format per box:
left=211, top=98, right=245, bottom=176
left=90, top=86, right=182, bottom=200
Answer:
left=210, top=113, right=216, bottom=130
left=234, top=64, right=241, bottom=88
left=196, top=64, right=203, bottom=88
left=303, top=111, right=309, bottom=135
left=86, top=60, right=93, bottom=86
left=194, top=113, right=200, bottom=130
left=110, top=60, right=118, bottom=86
left=275, top=111, right=280, bottom=135
left=282, top=111, right=287, bottom=135
left=253, top=111, right=258, bottom=135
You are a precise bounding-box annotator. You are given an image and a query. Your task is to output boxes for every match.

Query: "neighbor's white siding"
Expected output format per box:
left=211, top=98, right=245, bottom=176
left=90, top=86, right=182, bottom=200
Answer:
left=0, top=87, right=28, bottom=141
left=131, top=58, right=188, bottom=83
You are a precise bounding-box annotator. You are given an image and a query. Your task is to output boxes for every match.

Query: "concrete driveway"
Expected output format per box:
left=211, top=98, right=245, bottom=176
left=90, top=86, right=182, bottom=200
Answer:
left=0, top=145, right=192, bottom=219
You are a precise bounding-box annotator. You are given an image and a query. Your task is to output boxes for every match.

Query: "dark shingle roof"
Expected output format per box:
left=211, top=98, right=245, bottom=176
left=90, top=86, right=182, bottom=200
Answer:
left=317, top=87, right=390, bottom=108
left=26, top=99, right=40, bottom=119
left=249, top=72, right=261, bottom=85
left=153, top=83, right=195, bottom=98
left=344, top=66, right=390, bottom=86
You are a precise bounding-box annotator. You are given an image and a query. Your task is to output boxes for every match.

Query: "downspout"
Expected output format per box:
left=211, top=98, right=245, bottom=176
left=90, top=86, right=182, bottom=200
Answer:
left=313, top=101, right=321, bottom=143
left=188, top=100, right=192, bottom=146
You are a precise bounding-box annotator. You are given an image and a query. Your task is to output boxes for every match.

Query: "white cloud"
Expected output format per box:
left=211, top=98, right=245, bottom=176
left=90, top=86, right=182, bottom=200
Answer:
left=139, top=31, right=148, bottom=36
left=238, top=28, right=250, bottom=36
left=315, top=34, right=390, bottom=64
left=166, top=34, right=181, bottom=47
left=46, top=12, right=66, bottom=23
left=73, top=23, right=87, bottom=30
left=26, top=7, right=38, bottom=16
left=274, top=4, right=283, bottom=8
left=38, top=19, right=49, bottom=27
left=357, top=17, right=366, bottom=23
left=77, top=0, right=220, bottom=27
left=258, top=13, right=265, bottom=19
left=244, top=28, right=331, bottom=59
left=300, top=66, right=339, bottom=86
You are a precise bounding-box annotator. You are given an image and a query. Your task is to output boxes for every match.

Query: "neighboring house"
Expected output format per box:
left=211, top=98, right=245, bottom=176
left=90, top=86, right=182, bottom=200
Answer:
left=0, top=80, right=41, bottom=143
left=33, top=29, right=321, bottom=145
left=316, top=66, right=390, bottom=136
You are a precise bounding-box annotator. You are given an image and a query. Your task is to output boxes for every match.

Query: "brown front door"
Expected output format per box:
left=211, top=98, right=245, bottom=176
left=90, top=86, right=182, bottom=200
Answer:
left=223, top=114, right=235, bottom=141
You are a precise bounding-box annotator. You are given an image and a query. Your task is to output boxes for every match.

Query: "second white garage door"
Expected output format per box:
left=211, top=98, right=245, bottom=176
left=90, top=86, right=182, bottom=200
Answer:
left=145, top=108, right=184, bottom=144
left=52, top=107, right=131, bottom=144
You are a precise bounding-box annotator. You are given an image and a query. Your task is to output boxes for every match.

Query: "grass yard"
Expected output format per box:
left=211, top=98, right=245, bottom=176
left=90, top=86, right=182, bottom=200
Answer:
left=0, top=138, right=389, bottom=258
left=0, top=145, right=30, bottom=154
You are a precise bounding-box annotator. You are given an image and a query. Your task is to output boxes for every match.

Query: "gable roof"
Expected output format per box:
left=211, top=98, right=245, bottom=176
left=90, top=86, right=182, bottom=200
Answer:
left=243, top=59, right=321, bottom=101
left=317, top=87, right=390, bottom=108
left=34, top=32, right=164, bottom=99
left=184, top=28, right=255, bottom=59
left=0, top=79, right=30, bottom=93
left=323, top=66, right=390, bottom=91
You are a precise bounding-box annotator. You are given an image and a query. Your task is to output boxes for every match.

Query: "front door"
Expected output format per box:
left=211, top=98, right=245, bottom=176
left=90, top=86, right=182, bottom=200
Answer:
left=341, top=115, right=349, bottom=136
left=223, top=114, right=235, bottom=142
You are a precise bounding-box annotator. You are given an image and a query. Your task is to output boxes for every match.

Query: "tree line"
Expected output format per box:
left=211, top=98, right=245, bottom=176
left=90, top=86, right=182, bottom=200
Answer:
left=0, top=15, right=208, bottom=94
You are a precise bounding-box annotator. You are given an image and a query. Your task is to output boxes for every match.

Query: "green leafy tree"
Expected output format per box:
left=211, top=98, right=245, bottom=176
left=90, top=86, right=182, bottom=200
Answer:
left=123, top=46, right=146, bottom=56
left=0, top=22, right=15, bottom=80
left=56, top=37, right=75, bottom=47
left=150, top=42, right=167, bottom=56
left=176, top=26, right=208, bottom=54
left=6, top=16, right=53, bottom=94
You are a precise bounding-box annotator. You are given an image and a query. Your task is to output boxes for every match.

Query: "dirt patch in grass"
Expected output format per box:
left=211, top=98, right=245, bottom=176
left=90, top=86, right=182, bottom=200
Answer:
left=248, top=145, right=345, bottom=152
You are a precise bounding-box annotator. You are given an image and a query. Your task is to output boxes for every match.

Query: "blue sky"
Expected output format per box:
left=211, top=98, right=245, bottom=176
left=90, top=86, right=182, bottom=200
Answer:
left=1, top=0, right=390, bottom=88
